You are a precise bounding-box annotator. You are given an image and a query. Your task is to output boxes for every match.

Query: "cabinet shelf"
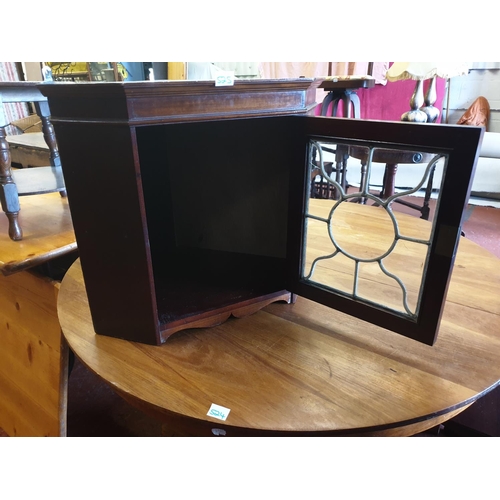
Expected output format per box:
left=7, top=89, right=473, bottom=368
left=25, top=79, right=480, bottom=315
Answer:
left=153, top=249, right=288, bottom=326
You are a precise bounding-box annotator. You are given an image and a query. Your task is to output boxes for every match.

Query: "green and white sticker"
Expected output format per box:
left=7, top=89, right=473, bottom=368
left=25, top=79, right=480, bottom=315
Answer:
left=207, top=403, right=231, bottom=421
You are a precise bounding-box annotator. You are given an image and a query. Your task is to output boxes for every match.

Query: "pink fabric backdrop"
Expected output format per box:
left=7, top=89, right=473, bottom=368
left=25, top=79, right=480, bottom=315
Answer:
left=315, top=67, right=446, bottom=123
left=355, top=77, right=446, bottom=123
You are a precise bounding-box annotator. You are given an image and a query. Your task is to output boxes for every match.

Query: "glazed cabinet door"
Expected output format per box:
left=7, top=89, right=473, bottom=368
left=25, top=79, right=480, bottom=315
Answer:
left=287, top=116, right=483, bottom=346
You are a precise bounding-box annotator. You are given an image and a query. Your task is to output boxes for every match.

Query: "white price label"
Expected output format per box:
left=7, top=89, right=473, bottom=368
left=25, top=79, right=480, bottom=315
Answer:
left=207, top=403, right=231, bottom=421
left=215, top=72, right=235, bottom=87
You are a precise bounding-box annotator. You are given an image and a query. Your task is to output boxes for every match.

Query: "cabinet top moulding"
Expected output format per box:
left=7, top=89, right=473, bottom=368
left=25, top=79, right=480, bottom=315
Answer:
left=38, top=79, right=321, bottom=126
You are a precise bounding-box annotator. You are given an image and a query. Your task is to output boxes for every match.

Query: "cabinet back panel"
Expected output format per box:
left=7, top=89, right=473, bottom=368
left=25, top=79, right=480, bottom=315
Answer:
left=137, top=117, right=298, bottom=262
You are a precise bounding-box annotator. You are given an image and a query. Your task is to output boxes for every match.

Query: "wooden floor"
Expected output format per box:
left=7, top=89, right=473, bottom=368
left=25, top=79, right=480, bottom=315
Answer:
left=1, top=195, right=500, bottom=437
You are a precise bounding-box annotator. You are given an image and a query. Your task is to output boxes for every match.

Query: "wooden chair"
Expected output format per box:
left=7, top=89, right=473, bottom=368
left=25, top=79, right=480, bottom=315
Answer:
left=348, top=146, right=438, bottom=220
left=0, top=82, right=66, bottom=241
left=310, top=144, right=348, bottom=199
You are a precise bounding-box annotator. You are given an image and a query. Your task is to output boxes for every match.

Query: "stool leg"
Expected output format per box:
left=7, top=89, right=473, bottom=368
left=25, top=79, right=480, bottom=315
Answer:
left=332, top=98, right=341, bottom=118
left=0, top=127, right=22, bottom=240
left=348, top=92, right=361, bottom=119
left=321, top=93, right=334, bottom=116
left=343, top=95, right=352, bottom=118
left=36, top=102, right=61, bottom=169
left=36, top=101, right=67, bottom=198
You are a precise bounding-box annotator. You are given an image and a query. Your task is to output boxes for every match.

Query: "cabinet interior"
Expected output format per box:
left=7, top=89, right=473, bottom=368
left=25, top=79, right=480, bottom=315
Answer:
left=136, top=117, right=304, bottom=326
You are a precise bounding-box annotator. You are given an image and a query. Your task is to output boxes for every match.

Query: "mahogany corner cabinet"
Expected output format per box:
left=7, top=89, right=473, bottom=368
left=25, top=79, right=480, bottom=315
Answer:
left=40, top=79, right=483, bottom=346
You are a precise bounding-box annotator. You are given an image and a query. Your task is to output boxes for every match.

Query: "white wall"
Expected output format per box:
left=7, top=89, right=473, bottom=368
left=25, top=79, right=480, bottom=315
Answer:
left=212, top=62, right=259, bottom=78
left=21, top=62, right=42, bottom=81
left=446, top=64, right=500, bottom=132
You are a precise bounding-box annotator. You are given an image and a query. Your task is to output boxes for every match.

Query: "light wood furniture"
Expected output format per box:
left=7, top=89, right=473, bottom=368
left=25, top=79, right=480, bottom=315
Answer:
left=57, top=199, right=500, bottom=436
left=0, top=82, right=66, bottom=241
left=167, top=63, right=186, bottom=80
left=0, top=193, right=76, bottom=436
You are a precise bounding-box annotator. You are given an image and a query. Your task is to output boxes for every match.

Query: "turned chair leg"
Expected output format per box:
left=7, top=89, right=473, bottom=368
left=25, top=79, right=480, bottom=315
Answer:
left=0, top=126, right=22, bottom=240
left=36, top=102, right=67, bottom=199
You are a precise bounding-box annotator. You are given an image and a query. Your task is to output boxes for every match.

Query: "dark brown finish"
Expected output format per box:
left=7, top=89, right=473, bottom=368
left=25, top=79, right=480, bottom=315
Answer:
left=41, top=80, right=318, bottom=345
left=319, top=79, right=373, bottom=119
left=319, top=78, right=376, bottom=91
left=290, top=117, right=483, bottom=345
left=0, top=82, right=66, bottom=241
left=41, top=79, right=321, bottom=125
left=41, top=80, right=482, bottom=346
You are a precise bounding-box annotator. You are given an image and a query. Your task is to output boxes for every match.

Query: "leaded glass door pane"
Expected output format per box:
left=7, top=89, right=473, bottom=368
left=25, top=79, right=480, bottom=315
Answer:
left=288, top=117, right=483, bottom=346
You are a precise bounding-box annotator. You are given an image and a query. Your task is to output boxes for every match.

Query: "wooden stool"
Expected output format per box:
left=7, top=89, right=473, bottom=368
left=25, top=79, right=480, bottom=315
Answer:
left=0, top=82, right=66, bottom=241
left=312, top=77, right=375, bottom=199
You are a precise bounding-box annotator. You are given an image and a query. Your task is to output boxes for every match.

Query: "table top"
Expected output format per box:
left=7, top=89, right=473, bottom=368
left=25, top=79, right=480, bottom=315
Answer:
left=0, top=192, right=76, bottom=276
left=7, top=132, right=48, bottom=151
left=57, top=200, right=500, bottom=436
left=0, top=81, right=48, bottom=103
left=319, top=77, right=376, bottom=91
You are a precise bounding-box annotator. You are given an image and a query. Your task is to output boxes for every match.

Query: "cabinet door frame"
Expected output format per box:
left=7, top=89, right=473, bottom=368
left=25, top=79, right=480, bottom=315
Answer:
left=287, top=116, right=484, bottom=346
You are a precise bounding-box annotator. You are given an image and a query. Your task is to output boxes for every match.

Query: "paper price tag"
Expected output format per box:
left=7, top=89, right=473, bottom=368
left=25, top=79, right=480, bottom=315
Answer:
left=215, top=72, right=235, bottom=87
left=207, top=403, right=231, bottom=421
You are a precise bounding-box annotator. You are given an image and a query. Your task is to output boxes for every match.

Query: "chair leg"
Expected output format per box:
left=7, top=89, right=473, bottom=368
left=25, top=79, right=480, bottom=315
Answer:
left=381, top=164, right=398, bottom=198
left=0, top=127, right=22, bottom=240
left=357, top=160, right=369, bottom=204
left=36, top=102, right=62, bottom=169
left=420, top=163, right=437, bottom=220
left=335, top=145, right=349, bottom=196
left=36, top=102, right=68, bottom=199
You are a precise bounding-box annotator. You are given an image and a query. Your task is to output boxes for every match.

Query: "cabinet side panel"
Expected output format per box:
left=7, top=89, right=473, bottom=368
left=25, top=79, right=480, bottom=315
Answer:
left=53, top=122, right=160, bottom=344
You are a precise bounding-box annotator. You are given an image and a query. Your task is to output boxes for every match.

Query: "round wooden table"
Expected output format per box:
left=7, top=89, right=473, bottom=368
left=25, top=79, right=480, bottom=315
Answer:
left=58, top=200, right=500, bottom=436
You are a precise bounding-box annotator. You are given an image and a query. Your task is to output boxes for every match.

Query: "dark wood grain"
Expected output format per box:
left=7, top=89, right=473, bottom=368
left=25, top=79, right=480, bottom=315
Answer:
left=292, top=117, right=483, bottom=345
left=40, top=79, right=320, bottom=125
left=42, top=80, right=482, bottom=347
left=41, top=80, right=316, bottom=345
